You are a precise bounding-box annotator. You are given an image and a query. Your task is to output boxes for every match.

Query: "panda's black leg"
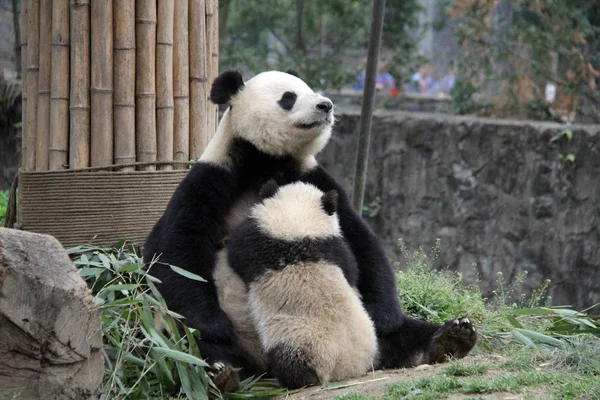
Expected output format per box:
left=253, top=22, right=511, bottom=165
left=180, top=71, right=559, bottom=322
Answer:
left=198, top=340, right=264, bottom=394
left=426, top=317, right=478, bottom=364
left=267, top=344, right=320, bottom=389
left=375, top=316, right=477, bottom=369
left=208, top=362, right=241, bottom=397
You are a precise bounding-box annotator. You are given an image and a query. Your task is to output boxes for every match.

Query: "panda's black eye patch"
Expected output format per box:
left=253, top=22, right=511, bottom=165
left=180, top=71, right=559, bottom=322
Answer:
left=278, top=91, right=297, bottom=111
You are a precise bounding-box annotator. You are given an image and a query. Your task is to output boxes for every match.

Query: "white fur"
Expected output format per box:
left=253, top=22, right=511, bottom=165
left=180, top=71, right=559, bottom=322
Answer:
left=249, top=261, right=378, bottom=383
left=251, top=182, right=341, bottom=241
left=201, top=71, right=334, bottom=166
left=213, top=249, right=268, bottom=370
left=199, top=108, right=234, bottom=167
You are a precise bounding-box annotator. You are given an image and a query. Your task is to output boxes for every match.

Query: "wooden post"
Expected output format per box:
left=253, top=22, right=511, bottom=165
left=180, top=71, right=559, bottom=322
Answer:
left=49, top=0, right=70, bottom=170
left=156, top=0, right=174, bottom=171
left=90, top=0, right=114, bottom=167
left=173, top=0, right=190, bottom=167
left=20, top=0, right=28, bottom=169
left=136, top=0, right=157, bottom=171
left=24, top=0, right=39, bottom=171
left=70, top=0, right=91, bottom=169
left=35, top=0, right=52, bottom=171
left=113, top=0, right=136, bottom=171
left=205, top=0, right=219, bottom=139
left=189, top=0, right=208, bottom=159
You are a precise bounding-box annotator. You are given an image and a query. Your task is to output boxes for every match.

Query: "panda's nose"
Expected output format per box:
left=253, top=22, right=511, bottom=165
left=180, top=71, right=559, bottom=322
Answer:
left=316, top=101, right=333, bottom=113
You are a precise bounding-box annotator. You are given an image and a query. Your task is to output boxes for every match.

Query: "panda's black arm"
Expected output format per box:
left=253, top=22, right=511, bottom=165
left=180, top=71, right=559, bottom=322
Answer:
left=300, top=165, right=404, bottom=335
left=143, top=162, right=237, bottom=343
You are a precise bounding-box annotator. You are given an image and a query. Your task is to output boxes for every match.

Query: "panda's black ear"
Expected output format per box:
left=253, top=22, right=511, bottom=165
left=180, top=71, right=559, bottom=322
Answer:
left=321, top=190, right=338, bottom=216
left=259, top=179, right=279, bottom=199
left=285, top=69, right=300, bottom=78
left=210, top=70, right=244, bottom=105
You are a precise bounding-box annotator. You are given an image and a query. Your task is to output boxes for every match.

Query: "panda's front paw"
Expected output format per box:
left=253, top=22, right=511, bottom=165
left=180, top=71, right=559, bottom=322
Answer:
left=208, top=361, right=241, bottom=395
left=428, top=317, right=477, bottom=364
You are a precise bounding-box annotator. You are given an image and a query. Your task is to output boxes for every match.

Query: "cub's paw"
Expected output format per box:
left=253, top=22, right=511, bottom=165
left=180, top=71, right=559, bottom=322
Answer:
left=428, top=317, right=478, bottom=364
left=208, top=362, right=241, bottom=396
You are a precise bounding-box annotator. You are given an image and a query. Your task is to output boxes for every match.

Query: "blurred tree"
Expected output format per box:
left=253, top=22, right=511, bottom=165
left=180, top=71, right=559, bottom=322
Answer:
left=441, top=0, right=600, bottom=122
left=219, top=0, right=424, bottom=89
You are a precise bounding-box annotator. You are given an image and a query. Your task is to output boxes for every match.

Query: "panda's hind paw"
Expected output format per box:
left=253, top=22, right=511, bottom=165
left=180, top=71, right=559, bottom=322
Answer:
left=428, top=317, right=477, bottom=363
left=208, top=361, right=241, bottom=396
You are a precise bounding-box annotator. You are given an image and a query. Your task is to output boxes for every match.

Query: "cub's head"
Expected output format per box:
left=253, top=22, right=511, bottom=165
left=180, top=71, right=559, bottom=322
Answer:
left=210, top=70, right=334, bottom=158
left=251, top=180, right=340, bottom=241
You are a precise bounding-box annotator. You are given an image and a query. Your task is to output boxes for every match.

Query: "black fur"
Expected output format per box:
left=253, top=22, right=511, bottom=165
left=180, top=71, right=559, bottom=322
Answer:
left=258, top=179, right=280, bottom=199
left=210, top=70, right=245, bottom=105
left=285, top=69, right=300, bottom=78
left=144, top=124, right=477, bottom=384
left=321, top=190, right=338, bottom=216
left=268, top=344, right=319, bottom=389
left=144, top=138, right=303, bottom=370
left=227, top=218, right=359, bottom=286
left=278, top=91, right=297, bottom=111
left=300, top=165, right=404, bottom=335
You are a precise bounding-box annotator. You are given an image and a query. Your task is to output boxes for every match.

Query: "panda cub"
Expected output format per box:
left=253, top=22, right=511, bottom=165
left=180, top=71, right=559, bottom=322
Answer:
left=226, top=180, right=378, bottom=389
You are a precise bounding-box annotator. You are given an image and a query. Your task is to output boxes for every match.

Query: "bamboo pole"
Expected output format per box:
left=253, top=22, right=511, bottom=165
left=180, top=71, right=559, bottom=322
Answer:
left=205, top=0, right=218, bottom=139
left=36, top=0, right=52, bottom=171
left=24, top=0, right=39, bottom=171
left=20, top=0, right=28, bottom=169
left=113, top=0, right=136, bottom=171
left=136, top=0, right=157, bottom=171
left=156, top=0, right=174, bottom=171
left=352, top=0, right=386, bottom=212
left=70, top=0, right=91, bottom=169
left=173, top=0, right=189, bottom=167
left=189, top=0, right=208, bottom=158
left=49, top=0, right=70, bottom=170
left=90, top=0, right=113, bottom=167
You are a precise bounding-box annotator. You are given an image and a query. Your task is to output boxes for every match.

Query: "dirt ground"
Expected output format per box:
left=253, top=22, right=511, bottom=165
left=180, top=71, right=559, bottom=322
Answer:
left=284, top=355, right=546, bottom=400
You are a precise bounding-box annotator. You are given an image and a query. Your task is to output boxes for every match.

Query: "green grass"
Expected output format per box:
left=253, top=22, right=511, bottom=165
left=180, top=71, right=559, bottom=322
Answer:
left=71, top=238, right=600, bottom=399
left=394, top=238, right=486, bottom=325
left=443, top=361, right=489, bottom=377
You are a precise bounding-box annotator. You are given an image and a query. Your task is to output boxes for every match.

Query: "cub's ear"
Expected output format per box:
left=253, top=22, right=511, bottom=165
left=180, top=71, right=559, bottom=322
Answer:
left=210, top=70, right=244, bottom=105
left=321, top=190, right=338, bottom=216
left=259, top=179, right=279, bottom=199
left=285, top=69, right=300, bottom=78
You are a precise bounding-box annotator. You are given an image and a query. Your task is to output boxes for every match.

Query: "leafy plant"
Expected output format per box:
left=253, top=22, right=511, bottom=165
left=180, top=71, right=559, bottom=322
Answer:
left=0, top=79, right=22, bottom=136
left=220, top=0, right=425, bottom=89
left=394, top=238, right=486, bottom=324
left=0, top=190, right=8, bottom=226
left=70, top=242, right=214, bottom=399
left=440, top=0, right=600, bottom=121
left=362, top=196, right=381, bottom=218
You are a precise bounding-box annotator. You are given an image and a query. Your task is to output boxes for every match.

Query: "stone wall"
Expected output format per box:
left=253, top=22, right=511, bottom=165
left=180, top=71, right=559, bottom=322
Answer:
left=320, top=110, right=600, bottom=310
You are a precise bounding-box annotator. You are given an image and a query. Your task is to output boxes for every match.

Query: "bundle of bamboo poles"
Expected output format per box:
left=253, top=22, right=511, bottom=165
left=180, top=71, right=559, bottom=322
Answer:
left=20, top=0, right=220, bottom=172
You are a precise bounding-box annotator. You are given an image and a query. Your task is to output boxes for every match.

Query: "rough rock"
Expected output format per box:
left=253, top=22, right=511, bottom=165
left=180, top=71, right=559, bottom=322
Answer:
left=320, top=109, right=600, bottom=310
left=0, top=228, right=103, bottom=399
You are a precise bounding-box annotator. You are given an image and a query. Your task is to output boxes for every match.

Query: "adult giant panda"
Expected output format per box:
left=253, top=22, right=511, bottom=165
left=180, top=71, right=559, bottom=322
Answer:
left=143, top=69, right=477, bottom=391
left=226, top=179, right=378, bottom=389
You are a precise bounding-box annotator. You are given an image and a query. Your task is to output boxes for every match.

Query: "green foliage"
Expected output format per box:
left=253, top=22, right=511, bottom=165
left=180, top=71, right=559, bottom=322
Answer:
left=0, top=79, right=22, bottom=136
left=362, top=196, right=381, bottom=218
left=441, top=0, right=600, bottom=121
left=394, top=238, right=486, bottom=324
left=443, top=361, right=489, bottom=377
left=0, top=190, right=8, bottom=226
left=220, top=0, right=424, bottom=89
left=70, top=242, right=213, bottom=399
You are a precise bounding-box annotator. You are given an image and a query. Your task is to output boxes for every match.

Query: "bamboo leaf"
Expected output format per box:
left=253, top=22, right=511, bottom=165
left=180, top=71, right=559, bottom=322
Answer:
left=510, top=329, right=538, bottom=348
left=153, top=348, right=209, bottom=367
left=169, top=265, right=207, bottom=282
left=513, top=328, right=564, bottom=348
